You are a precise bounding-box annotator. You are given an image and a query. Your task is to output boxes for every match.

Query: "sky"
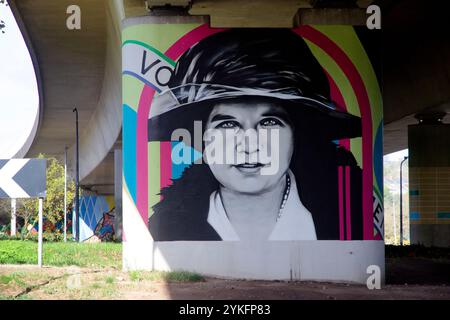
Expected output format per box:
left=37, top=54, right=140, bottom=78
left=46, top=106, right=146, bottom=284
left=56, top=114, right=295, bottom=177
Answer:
left=384, top=148, right=408, bottom=162
left=0, top=2, right=39, bottom=158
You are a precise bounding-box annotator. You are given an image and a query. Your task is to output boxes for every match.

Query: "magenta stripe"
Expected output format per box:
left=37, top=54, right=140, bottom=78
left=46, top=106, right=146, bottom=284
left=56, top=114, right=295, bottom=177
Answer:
left=338, top=166, right=344, bottom=240
left=160, top=141, right=172, bottom=190
left=136, top=87, right=155, bottom=223
left=340, top=139, right=350, bottom=151
left=345, top=166, right=352, bottom=240
left=293, top=26, right=374, bottom=240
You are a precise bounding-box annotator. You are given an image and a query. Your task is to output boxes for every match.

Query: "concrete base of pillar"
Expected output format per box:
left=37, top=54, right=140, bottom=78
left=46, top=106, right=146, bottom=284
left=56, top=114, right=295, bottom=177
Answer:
left=123, top=240, right=385, bottom=284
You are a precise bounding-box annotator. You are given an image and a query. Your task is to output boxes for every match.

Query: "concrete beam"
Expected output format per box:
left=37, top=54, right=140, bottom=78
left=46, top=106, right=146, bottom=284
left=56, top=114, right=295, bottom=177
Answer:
left=190, top=0, right=312, bottom=28
left=297, top=8, right=367, bottom=25
left=147, top=0, right=191, bottom=6
left=123, top=0, right=148, bottom=17
left=125, top=0, right=371, bottom=27
left=383, top=114, right=417, bottom=155
left=356, top=0, right=374, bottom=8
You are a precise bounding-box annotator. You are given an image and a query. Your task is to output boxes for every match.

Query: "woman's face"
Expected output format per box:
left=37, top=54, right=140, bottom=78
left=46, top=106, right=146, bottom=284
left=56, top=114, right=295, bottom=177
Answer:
left=204, top=100, right=294, bottom=194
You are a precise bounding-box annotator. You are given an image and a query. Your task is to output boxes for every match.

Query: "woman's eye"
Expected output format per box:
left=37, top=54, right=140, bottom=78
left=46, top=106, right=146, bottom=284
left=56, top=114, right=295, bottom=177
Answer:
left=216, top=121, right=239, bottom=129
left=260, top=118, right=283, bottom=127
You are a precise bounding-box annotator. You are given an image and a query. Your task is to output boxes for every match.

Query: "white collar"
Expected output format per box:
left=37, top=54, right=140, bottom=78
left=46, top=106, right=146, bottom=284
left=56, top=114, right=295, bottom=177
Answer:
left=207, top=170, right=317, bottom=241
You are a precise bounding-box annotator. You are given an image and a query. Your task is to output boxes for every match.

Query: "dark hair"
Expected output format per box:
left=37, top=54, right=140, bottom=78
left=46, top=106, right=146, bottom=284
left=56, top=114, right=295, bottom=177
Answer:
left=148, top=29, right=363, bottom=240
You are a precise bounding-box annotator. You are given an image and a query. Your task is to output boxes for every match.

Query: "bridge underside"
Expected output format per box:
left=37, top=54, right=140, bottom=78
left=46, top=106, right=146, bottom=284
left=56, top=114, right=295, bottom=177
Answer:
left=11, top=0, right=122, bottom=195
left=11, top=0, right=450, bottom=199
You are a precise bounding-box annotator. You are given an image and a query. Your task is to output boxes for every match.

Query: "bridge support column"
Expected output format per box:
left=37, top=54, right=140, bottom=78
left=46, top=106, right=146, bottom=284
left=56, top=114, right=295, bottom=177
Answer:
left=114, top=148, right=123, bottom=241
left=408, top=114, right=450, bottom=247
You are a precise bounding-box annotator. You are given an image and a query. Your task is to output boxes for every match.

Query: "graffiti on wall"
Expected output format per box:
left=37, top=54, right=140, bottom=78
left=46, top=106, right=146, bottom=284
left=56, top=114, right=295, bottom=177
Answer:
left=72, top=195, right=115, bottom=242
left=122, top=24, right=383, bottom=242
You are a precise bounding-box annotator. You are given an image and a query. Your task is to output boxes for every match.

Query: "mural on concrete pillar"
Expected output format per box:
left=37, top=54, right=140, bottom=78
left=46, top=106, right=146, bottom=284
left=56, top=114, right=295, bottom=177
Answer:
left=122, top=24, right=383, bottom=242
left=72, top=195, right=115, bottom=242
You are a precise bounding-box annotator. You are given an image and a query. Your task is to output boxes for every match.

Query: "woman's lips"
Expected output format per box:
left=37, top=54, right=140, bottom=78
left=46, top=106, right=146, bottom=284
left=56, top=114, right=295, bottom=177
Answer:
left=232, top=163, right=267, bottom=174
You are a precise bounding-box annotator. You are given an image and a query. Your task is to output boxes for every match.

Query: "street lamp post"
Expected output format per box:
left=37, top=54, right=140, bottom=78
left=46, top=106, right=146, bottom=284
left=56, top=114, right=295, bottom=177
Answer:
left=400, top=156, right=409, bottom=246
left=64, top=146, right=67, bottom=242
left=73, top=108, right=80, bottom=242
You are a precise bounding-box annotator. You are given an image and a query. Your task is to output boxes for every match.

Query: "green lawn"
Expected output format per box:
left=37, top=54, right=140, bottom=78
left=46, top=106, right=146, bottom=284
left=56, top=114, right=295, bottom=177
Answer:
left=0, top=240, right=121, bottom=269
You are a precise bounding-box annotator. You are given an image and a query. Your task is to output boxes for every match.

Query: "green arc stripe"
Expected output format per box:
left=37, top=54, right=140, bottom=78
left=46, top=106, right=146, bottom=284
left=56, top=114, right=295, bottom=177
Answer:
left=310, top=26, right=383, bottom=196
left=122, top=40, right=176, bottom=67
left=313, top=26, right=383, bottom=141
left=305, top=39, right=362, bottom=169
left=373, top=186, right=383, bottom=204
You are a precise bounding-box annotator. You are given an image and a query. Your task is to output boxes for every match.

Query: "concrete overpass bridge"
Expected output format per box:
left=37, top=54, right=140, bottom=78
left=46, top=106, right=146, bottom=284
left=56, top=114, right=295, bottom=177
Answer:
left=10, top=0, right=123, bottom=196
left=9, top=0, right=449, bottom=246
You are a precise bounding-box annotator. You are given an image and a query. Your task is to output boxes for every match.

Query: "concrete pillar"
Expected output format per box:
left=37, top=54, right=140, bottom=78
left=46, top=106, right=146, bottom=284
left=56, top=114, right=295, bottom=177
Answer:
left=121, top=14, right=385, bottom=284
left=408, top=120, right=450, bottom=247
left=114, top=148, right=122, bottom=241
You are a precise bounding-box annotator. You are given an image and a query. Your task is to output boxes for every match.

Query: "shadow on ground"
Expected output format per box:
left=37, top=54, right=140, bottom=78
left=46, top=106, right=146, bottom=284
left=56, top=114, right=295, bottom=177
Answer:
left=385, top=245, right=450, bottom=285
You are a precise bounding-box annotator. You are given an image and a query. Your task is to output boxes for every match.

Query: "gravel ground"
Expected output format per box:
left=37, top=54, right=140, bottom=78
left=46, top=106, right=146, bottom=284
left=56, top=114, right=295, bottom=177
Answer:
left=1, top=257, right=449, bottom=300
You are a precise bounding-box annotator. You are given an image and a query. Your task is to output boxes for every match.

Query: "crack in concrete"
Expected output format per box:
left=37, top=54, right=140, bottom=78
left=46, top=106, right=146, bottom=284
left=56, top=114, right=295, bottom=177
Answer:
left=13, top=269, right=104, bottom=298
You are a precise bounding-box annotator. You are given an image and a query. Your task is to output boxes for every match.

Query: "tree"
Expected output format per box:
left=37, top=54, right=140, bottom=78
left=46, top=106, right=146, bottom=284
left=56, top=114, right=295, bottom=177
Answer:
left=0, top=0, right=9, bottom=34
left=18, top=154, right=75, bottom=236
left=0, top=199, right=11, bottom=227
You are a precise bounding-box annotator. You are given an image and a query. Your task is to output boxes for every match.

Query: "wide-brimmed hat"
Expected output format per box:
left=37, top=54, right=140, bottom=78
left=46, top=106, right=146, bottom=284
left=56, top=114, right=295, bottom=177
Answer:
left=148, top=29, right=361, bottom=141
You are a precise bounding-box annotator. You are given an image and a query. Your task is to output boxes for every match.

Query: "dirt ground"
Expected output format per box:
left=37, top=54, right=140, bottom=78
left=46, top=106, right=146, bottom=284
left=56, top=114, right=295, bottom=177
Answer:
left=1, top=258, right=449, bottom=300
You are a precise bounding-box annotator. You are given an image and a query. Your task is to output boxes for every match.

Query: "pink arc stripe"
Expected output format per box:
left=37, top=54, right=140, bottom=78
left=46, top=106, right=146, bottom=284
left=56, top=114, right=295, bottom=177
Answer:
left=293, top=26, right=374, bottom=240
left=136, top=87, right=156, bottom=223
left=136, top=24, right=227, bottom=223
left=338, top=166, right=344, bottom=240
left=345, top=166, right=352, bottom=240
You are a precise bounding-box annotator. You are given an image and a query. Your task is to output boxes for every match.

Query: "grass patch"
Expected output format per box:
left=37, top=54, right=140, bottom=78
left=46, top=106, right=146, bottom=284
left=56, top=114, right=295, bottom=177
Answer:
left=0, top=272, right=27, bottom=287
left=0, top=274, right=14, bottom=284
left=91, top=283, right=102, bottom=289
left=129, top=270, right=204, bottom=282
left=105, top=276, right=115, bottom=284
left=129, top=271, right=142, bottom=282
left=0, top=240, right=121, bottom=268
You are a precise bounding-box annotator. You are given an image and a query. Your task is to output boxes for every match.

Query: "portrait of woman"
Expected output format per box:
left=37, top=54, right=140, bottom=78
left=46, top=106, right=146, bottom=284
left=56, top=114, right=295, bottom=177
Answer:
left=147, top=28, right=363, bottom=241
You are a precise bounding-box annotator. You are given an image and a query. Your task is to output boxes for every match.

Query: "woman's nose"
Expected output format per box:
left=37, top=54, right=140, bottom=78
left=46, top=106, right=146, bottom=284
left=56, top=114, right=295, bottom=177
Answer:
left=236, top=129, right=259, bottom=154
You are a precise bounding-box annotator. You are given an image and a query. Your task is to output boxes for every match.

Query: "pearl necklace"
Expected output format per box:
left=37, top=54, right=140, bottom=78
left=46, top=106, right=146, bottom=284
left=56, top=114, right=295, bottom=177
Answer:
left=276, top=173, right=291, bottom=222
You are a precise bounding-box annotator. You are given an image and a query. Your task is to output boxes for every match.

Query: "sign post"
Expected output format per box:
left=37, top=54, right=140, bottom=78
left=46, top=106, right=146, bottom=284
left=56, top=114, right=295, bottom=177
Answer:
left=11, top=199, right=16, bottom=236
left=0, top=158, right=47, bottom=267
left=38, top=198, right=43, bottom=267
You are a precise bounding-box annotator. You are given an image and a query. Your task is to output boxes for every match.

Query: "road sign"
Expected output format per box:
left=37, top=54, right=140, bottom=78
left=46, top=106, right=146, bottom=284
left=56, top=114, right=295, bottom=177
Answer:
left=0, top=159, right=46, bottom=198
left=0, top=158, right=47, bottom=268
